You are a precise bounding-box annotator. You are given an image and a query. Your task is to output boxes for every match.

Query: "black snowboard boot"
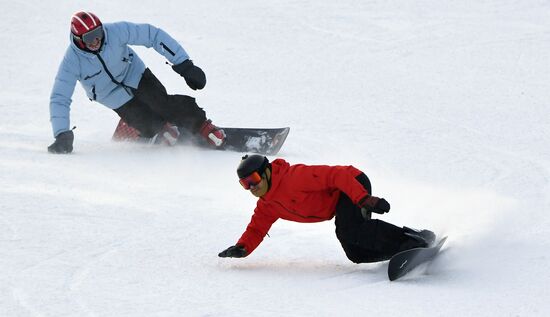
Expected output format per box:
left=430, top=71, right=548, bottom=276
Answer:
left=398, top=227, right=436, bottom=251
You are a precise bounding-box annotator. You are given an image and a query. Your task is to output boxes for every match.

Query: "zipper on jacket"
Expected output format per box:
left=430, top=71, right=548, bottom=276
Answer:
left=160, top=42, right=175, bottom=56
left=95, top=53, right=132, bottom=96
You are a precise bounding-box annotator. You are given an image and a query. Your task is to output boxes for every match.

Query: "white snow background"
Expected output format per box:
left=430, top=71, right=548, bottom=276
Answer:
left=1, top=0, right=549, bottom=316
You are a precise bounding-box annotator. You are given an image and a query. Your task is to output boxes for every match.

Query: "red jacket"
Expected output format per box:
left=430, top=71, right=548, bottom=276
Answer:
left=237, top=159, right=370, bottom=255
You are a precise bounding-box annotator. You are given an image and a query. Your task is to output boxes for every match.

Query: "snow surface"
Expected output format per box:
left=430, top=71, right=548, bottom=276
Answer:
left=1, top=0, right=549, bottom=316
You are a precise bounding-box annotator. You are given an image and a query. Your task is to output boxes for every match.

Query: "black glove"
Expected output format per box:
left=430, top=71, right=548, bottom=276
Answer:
left=172, top=59, right=206, bottom=90
left=47, top=130, right=74, bottom=154
left=218, top=244, right=247, bottom=258
left=358, top=195, right=390, bottom=215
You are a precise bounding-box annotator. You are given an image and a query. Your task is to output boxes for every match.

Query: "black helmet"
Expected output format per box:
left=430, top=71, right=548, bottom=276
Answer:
left=237, top=154, right=269, bottom=178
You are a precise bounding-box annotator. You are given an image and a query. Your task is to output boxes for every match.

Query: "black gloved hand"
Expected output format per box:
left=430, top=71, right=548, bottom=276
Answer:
left=218, top=244, right=247, bottom=258
left=373, top=198, right=390, bottom=214
left=172, top=59, right=206, bottom=90
left=47, top=130, right=74, bottom=154
left=358, top=195, right=390, bottom=215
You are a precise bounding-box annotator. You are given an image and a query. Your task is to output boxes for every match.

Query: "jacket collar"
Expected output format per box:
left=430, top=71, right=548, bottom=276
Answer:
left=260, top=159, right=290, bottom=201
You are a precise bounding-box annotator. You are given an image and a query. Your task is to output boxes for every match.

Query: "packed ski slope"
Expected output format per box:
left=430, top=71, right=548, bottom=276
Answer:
left=1, top=0, right=549, bottom=316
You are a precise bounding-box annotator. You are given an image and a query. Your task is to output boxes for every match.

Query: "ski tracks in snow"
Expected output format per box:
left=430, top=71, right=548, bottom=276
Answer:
left=10, top=241, right=124, bottom=317
left=66, top=241, right=124, bottom=317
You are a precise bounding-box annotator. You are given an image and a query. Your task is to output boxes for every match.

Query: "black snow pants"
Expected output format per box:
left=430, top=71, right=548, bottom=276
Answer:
left=114, top=68, right=207, bottom=138
left=334, top=173, right=406, bottom=263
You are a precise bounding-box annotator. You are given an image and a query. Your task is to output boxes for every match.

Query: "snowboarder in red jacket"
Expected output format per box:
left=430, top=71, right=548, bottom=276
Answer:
left=218, top=155, right=435, bottom=263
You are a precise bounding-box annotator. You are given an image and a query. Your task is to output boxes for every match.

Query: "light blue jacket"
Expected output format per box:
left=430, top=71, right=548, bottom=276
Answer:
left=49, top=22, right=190, bottom=136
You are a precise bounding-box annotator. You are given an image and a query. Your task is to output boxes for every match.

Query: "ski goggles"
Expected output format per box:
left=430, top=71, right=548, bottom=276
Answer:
left=74, top=26, right=104, bottom=46
left=239, top=171, right=263, bottom=190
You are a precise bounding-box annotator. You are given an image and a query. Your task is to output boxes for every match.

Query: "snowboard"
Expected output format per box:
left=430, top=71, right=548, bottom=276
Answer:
left=387, top=236, right=447, bottom=281
left=112, top=119, right=290, bottom=155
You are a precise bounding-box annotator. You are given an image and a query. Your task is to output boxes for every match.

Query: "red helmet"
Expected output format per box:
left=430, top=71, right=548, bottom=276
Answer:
left=71, top=11, right=103, bottom=49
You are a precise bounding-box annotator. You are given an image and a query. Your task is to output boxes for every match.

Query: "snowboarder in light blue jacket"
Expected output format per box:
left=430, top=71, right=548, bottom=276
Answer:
left=48, top=11, right=225, bottom=153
